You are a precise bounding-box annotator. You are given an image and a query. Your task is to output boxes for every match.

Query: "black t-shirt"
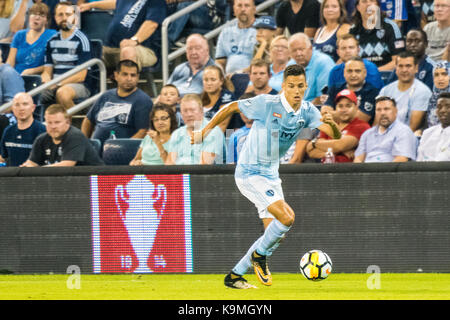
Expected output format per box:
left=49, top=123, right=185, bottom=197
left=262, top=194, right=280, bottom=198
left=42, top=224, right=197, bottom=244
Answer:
left=29, top=126, right=104, bottom=166
left=275, top=0, right=321, bottom=35
left=349, top=18, right=405, bottom=67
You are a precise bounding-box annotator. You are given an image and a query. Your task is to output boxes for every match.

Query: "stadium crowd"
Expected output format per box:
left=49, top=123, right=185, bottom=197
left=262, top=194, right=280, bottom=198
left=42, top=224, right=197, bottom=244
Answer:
left=0, top=0, right=449, bottom=167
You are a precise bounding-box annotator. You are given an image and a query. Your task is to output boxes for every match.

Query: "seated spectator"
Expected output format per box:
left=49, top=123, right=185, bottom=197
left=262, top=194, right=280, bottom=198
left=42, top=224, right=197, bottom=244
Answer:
left=427, top=61, right=450, bottom=127
left=79, top=0, right=167, bottom=75
left=268, top=35, right=296, bottom=93
left=328, top=33, right=384, bottom=90
left=322, top=56, right=380, bottom=124
left=226, top=92, right=254, bottom=164
left=215, top=0, right=257, bottom=74
left=156, top=84, right=183, bottom=127
left=313, top=0, right=351, bottom=62
left=252, top=15, right=277, bottom=64
left=379, top=51, right=432, bottom=133
left=417, top=92, right=450, bottom=161
left=6, top=2, right=57, bottom=75
left=201, top=65, right=236, bottom=130
left=166, top=93, right=224, bottom=165
left=0, top=0, right=31, bottom=43
left=424, top=0, right=450, bottom=62
left=420, top=0, right=435, bottom=28
left=245, top=59, right=278, bottom=96
left=167, top=33, right=215, bottom=97
left=354, top=96, right=417, bottom=162
left=288, top=32, right=335, bottom=104
left=0, top=92, right=46, bottom=166
left=306, top=89, right=370, bottom=162
left=44, top=0, right=78, bottom=30
left=275, top=0, right=321, bottom=38
left=129, top=103, right=178, bottom=165
left=0, top=49, right=25, bottom=105
left=349, top=0, right=405, bottom=71
left=21, top=104, right=104, bottom=166
left=81, top=59, right=152, bottom=145
left=386, top=29, right=436, bottom=91
left=40, top=1, right=92, bottom=110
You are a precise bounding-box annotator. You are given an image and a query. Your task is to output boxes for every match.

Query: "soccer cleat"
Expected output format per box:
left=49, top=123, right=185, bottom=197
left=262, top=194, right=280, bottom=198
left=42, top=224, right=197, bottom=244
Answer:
left=224, top=272, right=257, bottom=289
left=251, top=251, right=272, bottom=286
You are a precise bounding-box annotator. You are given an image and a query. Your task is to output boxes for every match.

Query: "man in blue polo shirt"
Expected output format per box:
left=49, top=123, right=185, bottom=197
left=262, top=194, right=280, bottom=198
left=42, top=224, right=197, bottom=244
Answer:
left=0, top=92, right=46, bottom=166
left=322, top=56, right=380, bottom=125
left=288, top=32, right=335, bottom=104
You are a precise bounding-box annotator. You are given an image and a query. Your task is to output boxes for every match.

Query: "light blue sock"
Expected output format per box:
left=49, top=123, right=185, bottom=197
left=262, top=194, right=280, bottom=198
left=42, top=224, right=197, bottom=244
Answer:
left=255, top=219, right=291, bottom=256
left=232, top=235, right=263, bottom=276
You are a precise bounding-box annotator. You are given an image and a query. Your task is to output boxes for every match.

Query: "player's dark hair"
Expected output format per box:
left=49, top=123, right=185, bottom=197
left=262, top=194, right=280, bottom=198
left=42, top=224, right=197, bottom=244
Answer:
left=116, top=59, right=140, bottom=74
left=283, top=64, right=306, bottom=80
left=150, top=103, right=178, bottom=134
left=396, top=51, right=418, bottom=65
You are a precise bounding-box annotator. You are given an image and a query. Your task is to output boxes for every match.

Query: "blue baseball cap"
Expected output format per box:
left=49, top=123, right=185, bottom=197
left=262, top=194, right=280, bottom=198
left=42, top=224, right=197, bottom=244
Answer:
left=253, top=16, right=277, bottom=30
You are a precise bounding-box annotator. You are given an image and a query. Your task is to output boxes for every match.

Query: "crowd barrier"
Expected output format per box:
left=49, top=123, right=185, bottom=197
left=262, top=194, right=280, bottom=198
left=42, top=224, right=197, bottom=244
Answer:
left=0, top=162, right=449, bottom=274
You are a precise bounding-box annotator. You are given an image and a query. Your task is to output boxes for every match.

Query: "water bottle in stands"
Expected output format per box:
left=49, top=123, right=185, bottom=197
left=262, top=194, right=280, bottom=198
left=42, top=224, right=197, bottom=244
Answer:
left=109, top=130, right=117, bottom=140
left=322, top=148, right=335, bottom=163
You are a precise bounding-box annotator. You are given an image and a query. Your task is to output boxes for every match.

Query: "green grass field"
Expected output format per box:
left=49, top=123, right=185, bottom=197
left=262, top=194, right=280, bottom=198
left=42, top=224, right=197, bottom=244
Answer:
left=0, top=273, right=449, bottom=300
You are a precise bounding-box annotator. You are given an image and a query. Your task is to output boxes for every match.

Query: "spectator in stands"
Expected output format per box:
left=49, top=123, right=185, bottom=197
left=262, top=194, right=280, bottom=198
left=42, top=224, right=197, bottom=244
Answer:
left=79, top=0, right=167, bottom=74
left=40, top=1, right=92, bottom=110
left=226, top=92, right=255, bottom=164
left=0, top=0, right=31, bottom=43
left=6, top=2, right=57, bottom=75
left=275, top=0, right=321, bottom=38
left=245, top=59, right=278, bottom=95
left=424, top=0, right=450, bottom=62
left=349, top=0, right=405, bottom=71
left=322, top=56, right=380, bottom=124
left=268, top=35, right=295, bottom=93
left=306, top=89, right=370, bottom=162
left=427, top=61, right=450, bottom=127
left=215, top=0, right=257, bottom=74
left=21, top=104, right=104, bottom=166
left=43, top=0, right=78, bottom=30
left=0, top=48, right=25, bottom=105
left=328, top=33, right=384, bottom=90
left=0, top=92, right=46, bottom=166
left=81, top=59, right=152, bottom=145
left=167, top=33, right=215, bottom=97
left=354, top=96, right=417, bottom=162
left=312, top=0, right=351, bottom=62
left=166, top=93, right=224, bottom=165
left=157, top=84, right=183, bottom=127
left=420, top=0, right=435, bottom=28
left=379, top=51, right=432, bottom=134
left=417, top=92, right=450, bottom=161
left=201, top=65, right=235, bottom=130
left=386, top=29, right=436, bottom=91
left=130, top=103, right=178, bottom=165
left=288, top=32, right=335, bottom=104
left=252, top=15, right=277, bottom=64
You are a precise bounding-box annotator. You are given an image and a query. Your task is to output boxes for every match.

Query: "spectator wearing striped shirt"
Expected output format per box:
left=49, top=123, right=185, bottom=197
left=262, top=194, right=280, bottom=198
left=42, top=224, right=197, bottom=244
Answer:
left=40, top=1, right=92, bottom=110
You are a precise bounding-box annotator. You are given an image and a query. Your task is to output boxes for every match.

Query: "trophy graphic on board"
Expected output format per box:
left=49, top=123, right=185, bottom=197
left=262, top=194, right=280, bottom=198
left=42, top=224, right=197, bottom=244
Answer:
left=115, top=175, right=167, bottom=273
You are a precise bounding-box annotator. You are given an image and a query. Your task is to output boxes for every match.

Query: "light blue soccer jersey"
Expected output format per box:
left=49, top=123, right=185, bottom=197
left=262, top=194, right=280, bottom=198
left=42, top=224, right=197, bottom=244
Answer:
left=236, top=93, right=322, bottom=179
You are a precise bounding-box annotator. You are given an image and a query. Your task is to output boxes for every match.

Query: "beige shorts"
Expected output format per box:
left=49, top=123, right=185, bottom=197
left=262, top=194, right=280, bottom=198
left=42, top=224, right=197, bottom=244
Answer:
left=103, top=45, right=157, bottom=71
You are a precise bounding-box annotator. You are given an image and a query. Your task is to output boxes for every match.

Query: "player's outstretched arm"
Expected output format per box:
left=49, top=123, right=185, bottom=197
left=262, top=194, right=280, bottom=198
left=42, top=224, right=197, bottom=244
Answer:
left=318, top=112, right=341, bottom=139
left=191, top=101, right=240, bottom=144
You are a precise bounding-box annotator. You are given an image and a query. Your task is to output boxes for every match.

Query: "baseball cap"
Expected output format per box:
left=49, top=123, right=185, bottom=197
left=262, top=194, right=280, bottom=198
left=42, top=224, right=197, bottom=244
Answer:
left=253, top=16, right=277, bottom=30
left=335, top=89, right=357, bottom=104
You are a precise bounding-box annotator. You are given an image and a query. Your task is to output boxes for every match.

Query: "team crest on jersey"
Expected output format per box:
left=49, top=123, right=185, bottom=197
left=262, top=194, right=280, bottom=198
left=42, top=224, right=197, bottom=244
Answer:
left=297, top=119, right=305, bottom=127
left=45, top=148, right=51, bottom=156
left=265, top=189, right=275, bottom=197
left=376, top=29, right=385, bottom=39
left=273, top=112, right=282, bottom=118
left=58, top=147, right=63, bottom=157
left=419, top=70, right=426, bottom=80
left=364, top=102, right=374, bottom=112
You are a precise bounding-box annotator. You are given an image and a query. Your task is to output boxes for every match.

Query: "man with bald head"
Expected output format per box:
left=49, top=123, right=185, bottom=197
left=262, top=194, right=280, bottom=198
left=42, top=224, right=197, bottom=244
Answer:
left=288, top=32, right=335, bottom=105
left=167, top=33, right=215, bottom=97
left=0, top=92, right=46, bottom=166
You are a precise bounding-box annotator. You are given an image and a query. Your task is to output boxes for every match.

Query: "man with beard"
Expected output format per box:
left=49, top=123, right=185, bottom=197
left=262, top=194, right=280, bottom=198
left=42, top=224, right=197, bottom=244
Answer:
left=417, top=92, right=450, bottom=161
left=215, top=0, right=257, bottom=74
left=21, top=104, right=104, bottom=167
left=40, top=1, right=92, bottom=110
left=81, top=60, right=152, bottom=146
left=0, top=92, right=46, bottom=166
left=386, top=29, right=436, bottom=90
left=245, top=59, right=278, bottom=95
left=353, top=96, right=417, bottom=163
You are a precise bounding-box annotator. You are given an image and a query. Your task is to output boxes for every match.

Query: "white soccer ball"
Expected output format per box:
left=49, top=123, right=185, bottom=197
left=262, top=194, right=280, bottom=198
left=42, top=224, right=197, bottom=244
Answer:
left=299, top=249, right=332, bottom=281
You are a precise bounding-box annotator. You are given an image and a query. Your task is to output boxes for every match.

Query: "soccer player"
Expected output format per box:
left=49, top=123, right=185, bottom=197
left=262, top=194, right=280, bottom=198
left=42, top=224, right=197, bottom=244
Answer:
left=191, top=64, right=341, bottom=289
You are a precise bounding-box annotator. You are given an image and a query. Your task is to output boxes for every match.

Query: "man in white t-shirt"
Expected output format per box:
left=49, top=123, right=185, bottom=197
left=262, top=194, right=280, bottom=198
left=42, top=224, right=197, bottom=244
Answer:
left=378, top=51, right=432, bottom=134
left=424, top=0, right=450, bottom=61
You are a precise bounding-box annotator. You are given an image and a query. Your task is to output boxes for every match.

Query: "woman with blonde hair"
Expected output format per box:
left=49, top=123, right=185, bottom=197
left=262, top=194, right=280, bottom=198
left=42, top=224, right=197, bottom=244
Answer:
left=268, top=35, right=295, bottom=92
